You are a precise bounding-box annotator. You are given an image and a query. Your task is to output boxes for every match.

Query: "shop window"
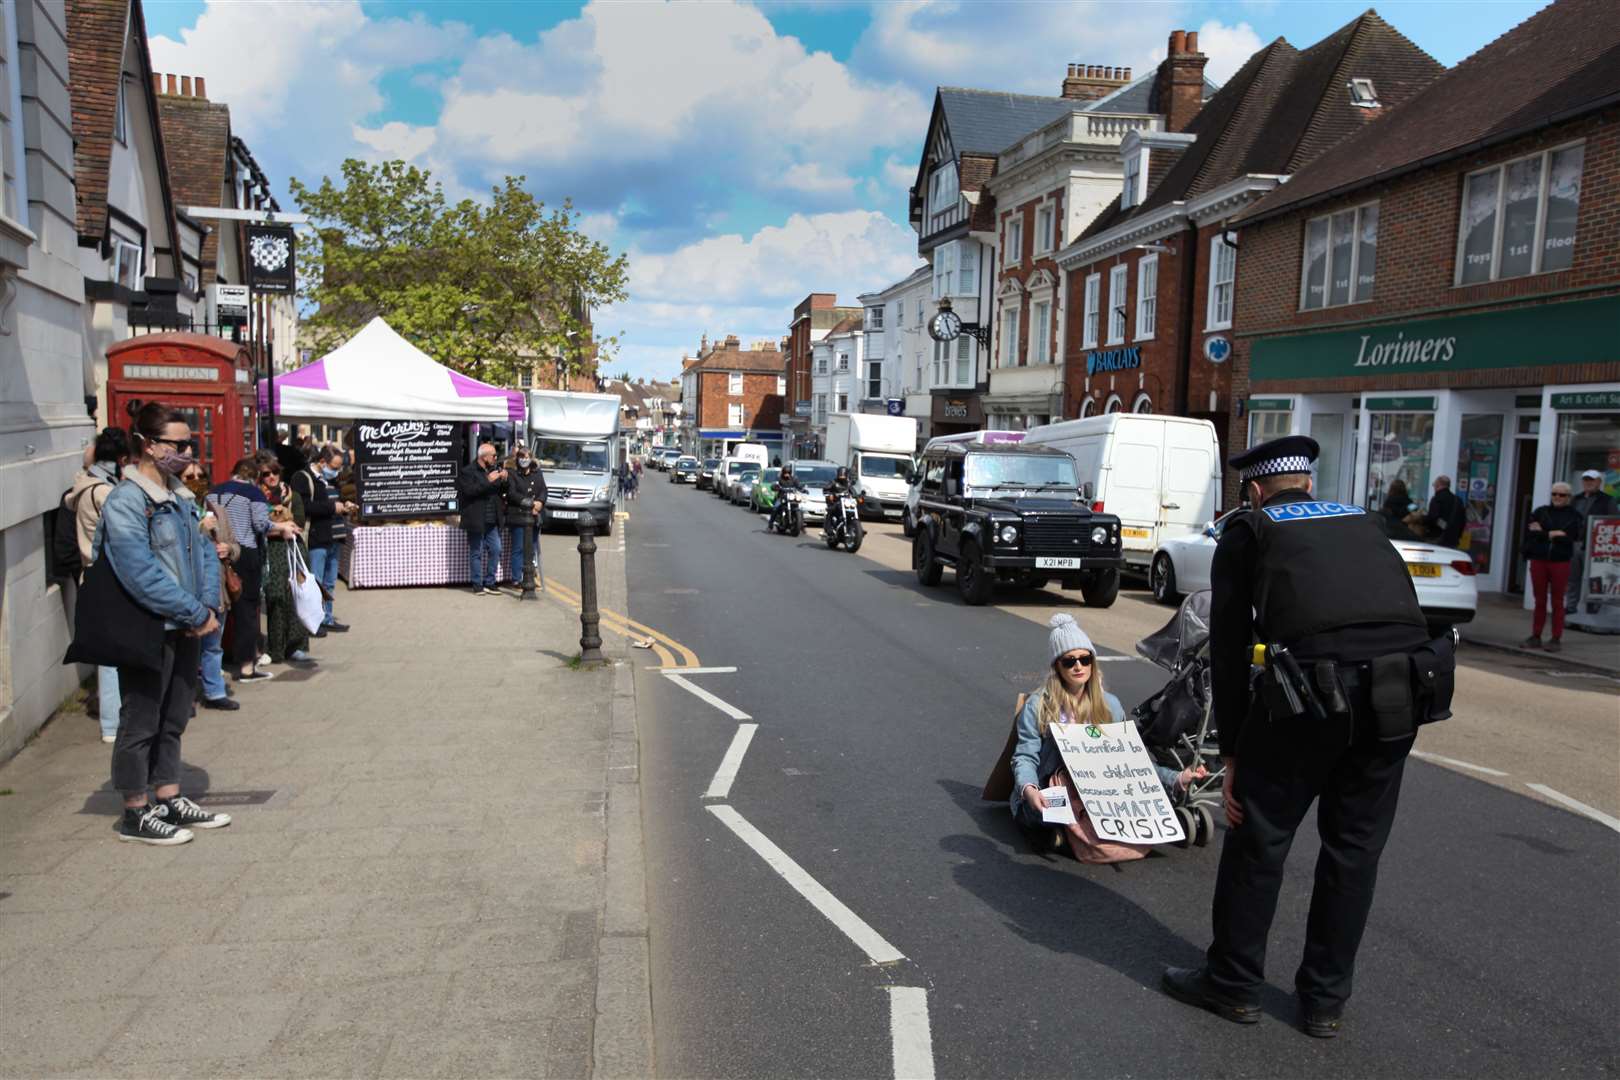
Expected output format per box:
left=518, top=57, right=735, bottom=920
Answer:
left=1457, top=142, right=1584, bottom=284
left=1107, top=265, right=1127, bottom=344
left=1555, top=411, right=1619, bottom=504
left=1135, top=255, right=1158, bottom=339
left=1457, top=414, right=1505, bottom=573
left=1309, top=413, right=1346, bottom=503
left=1207, top=235, right=1236, bottom=329
left=1082, top=273, right=1100, bottom=349
left=1365, top=411, right=1434, bottom=515
left=1249, top=407, right=1292, bottom=447
left=1302, top=203, right=1377, bottom=309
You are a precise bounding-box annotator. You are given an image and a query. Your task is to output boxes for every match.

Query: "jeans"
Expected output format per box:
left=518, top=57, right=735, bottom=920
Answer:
left=1529, top=558, right=1571, bottom=640
left=199, top=624, right=227, bottom=702
left=97, top=667, right=121, bottom=739
left=309, top=543, right=340, bottom=623
left=508, top=522, right=533, bottom=583
left=468, top=529, right=502, bottom=589
left=112, top=632, right=199, bottom=796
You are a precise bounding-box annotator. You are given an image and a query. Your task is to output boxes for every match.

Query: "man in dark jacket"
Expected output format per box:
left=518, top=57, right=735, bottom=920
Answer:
left=1423, top=475, right=1465, bottom=548
left=504, top=445, right=548, bottom=593
left=291, top=446, right=353, bottom=633
left=457, top=442, right=506, bottom=595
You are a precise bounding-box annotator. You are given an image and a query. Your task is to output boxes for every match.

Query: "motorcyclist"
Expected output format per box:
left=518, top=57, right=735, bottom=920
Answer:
left=827, top=466, right=854, bottom=497
left=770, top=464, right=803, bottom=531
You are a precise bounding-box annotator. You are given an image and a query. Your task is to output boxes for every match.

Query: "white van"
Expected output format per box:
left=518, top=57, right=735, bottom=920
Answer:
left=1023, top=414, right=1220, bottom=574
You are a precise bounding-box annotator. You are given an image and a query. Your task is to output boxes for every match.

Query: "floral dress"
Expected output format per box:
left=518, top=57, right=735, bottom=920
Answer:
left=263, top=489, right=311, bottom=663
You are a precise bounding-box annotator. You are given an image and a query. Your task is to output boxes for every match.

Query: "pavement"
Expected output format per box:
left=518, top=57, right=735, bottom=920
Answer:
left=630, top=477, right=1620, bottom=1080
left=0, top=526, right=652, bottom=1080
left=1460, top=591, right=1618, bottom=673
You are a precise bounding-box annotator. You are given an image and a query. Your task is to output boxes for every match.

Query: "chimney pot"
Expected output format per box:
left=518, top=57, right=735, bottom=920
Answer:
left=1169, top=30, right=1186, bottom=54
left=195, top=76, right=206, bottom=99
left=166, top=73, right=177, bottom=95
left=1186, top=31, right=1199, bottom=53
left=180, top=76, right=192, bottom=97
left=1123, top=67, right=1132, bottom=80
left=151, top=73, right=161, bottom=96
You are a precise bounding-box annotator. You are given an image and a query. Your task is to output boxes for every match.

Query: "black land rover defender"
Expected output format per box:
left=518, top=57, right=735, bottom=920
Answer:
left=910, top=442, right=1124, bottom=607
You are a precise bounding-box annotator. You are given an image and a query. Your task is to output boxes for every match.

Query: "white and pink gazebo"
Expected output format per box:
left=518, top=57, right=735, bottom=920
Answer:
left=259, top=316, right=525, bottom=424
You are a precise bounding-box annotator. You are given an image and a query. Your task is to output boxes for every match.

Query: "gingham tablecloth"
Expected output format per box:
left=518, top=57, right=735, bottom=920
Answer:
left=340, top=524, right=516, bottom=589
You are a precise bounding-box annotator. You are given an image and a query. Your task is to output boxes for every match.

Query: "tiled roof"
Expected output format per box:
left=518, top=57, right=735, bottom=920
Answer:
left=1238, top=0, right=1620, bottom=224
left=1086, top=72, right=1221, bottom=115
left=66, top=0, right=127, bottom=240
left=157, top=94, right=231, bottom=283
left=690, top=347, right=786, bottom=374
left=827, top=314, right=863, bottom=336
left=937, top=89, right=1077, bottom=156
left=1078, top=10, right=1442, bottom=243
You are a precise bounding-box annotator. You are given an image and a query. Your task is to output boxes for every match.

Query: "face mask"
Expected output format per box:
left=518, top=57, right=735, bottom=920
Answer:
left=184, top=474, right=210, bottom=499
left=157, top=449, right=195, bottom=477
left=321, top=467, right=338, bottom=480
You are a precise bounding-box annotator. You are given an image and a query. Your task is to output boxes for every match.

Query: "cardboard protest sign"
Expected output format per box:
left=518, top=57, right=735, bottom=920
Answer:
left=1052, top=721, right=1184, bottom=844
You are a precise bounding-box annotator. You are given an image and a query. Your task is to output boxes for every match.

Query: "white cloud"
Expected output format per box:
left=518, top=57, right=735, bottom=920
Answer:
left=1194, top=20, right=1267, bottom=84
left=353, top=121, right=436, bottom=163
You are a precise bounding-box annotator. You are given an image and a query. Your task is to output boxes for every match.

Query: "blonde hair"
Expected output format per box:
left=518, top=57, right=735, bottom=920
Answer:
left=1034, top=660, right=1108, bottom=737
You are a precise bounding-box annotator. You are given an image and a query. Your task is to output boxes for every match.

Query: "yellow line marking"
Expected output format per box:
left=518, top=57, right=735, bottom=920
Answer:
left=541, top=578, right=700, bottom=668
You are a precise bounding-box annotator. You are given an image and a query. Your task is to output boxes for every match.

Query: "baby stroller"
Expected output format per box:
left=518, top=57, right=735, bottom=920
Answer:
left=1133, top=590, right=1223, bottom=848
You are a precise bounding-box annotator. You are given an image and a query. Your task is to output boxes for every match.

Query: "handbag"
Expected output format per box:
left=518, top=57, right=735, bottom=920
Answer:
left=63, top=556, right=165, bottom=672
left=221, top=558, right=243, bottom=604
left=287, top=541, right=325, bottom=634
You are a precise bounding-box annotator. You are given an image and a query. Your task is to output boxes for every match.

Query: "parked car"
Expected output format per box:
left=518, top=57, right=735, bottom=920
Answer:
left=785, top=461, right=840, bottom=522
left=750, top=467, right=782, bottom=513
left=695, top=457, right=721, bottom=490
left=902, top=430, right=1025, bottom=537
left=715, top=458, right=760, bottom=501
left=657, top=448, right=681, bottom=470
left=671, top=455, right=699, bottom=483
left=1149, top=507, right=1479, bottom=632
left=730, top=466, right=765, bottom=506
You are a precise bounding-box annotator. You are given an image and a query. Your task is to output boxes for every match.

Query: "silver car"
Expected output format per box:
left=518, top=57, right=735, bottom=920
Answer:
left=785, top=461, right=839, bottom=522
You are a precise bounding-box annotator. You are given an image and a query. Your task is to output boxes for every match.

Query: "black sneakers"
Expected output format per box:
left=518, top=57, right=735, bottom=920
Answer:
left=161, top=795, right=232, bottom=830
left=118, top=803, right=194, bottom=846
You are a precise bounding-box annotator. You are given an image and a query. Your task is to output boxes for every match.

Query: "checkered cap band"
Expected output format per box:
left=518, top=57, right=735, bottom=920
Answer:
left=1241, top=454, right=1312, bottom=481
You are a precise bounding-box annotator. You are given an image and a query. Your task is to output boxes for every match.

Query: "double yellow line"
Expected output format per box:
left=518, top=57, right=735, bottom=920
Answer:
left=541, top=577, right=701, bottom=669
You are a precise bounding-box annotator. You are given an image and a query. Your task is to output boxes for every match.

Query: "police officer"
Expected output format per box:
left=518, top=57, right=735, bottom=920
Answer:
left=1162, top=435, right=1450, bottom=1039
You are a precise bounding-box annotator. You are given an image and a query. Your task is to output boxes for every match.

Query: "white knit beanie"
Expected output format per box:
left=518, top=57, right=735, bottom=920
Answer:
left=1048, top=613, right=1095, bottom=662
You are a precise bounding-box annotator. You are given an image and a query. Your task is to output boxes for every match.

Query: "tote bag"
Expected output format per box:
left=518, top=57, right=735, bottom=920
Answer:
left=288, top=542, right=325, bottom=634
left=63, top=556, right=164, bottom=672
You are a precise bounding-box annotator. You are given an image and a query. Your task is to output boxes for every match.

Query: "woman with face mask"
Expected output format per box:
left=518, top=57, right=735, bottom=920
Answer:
left=504, top=445, right=548, bottom=593
left=94, top=402, right=228, bottom=845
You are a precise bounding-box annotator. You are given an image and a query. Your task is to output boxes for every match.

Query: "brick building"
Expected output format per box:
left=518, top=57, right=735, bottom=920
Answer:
left=1055, top=19, right=1443, bottom=463
left=678, top=335, right=788, bottom=459
left=782, top=294, right=860, bottom=458
left=1226, top=0, right=1619, bottom=605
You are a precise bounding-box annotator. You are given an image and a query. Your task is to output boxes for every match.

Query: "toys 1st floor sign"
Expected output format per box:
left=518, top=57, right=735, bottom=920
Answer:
left=1250, top=294, right=1620, bottom=381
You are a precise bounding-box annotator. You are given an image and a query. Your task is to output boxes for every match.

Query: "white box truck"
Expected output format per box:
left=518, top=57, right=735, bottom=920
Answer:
left=1023, top=414, right=1220, bottom=575
left=825, top=413, right=918, bottom=520
left=528, top=390, right=621, bottom=536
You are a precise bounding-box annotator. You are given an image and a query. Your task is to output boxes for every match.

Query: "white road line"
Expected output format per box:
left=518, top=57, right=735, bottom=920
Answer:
left=703, top=724, right=758, bottom=800
left=886, top=987, right=935, bottom=1080
left=663, top=673, right=752, bottom=720
left=1410, top=750, right=1510, bottom=777
left=705, top=804, right=905, bottom=965
left=662, top=666, right=739, bottom=675
left=1524, top=784, right=1620, bottom=834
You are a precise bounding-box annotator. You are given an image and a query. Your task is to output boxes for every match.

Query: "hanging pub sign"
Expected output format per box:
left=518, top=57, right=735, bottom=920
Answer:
left=243, top=224, right=297, bottom=294
left=352, top=419, right=465, bottom=521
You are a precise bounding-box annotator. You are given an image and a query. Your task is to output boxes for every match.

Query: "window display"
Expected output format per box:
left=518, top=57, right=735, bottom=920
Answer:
left=1456, top=415, right=1503, bottom=571
left=1555, top=411, right=1620, bottom=498
left=1366, top=411, right=1433, bottom=514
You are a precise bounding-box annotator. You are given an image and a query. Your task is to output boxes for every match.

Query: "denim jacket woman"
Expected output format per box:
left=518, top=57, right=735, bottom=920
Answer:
left=94, top=467, right=219, bottom=632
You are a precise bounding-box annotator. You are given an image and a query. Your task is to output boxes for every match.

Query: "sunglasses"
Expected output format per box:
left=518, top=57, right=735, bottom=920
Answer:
left=152, top=436, right=197, bottom=454
left=1058, top=653, right=1094, bottom=670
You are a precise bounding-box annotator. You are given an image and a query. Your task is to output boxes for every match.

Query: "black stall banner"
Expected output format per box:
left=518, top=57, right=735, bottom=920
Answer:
left=244, top=224, right=297, bottom=294
left=353, top=420, right=465, bottom=520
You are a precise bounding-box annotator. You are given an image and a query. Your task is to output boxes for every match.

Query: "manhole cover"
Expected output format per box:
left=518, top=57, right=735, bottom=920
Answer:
left=195, top=790, right=278, bottom=806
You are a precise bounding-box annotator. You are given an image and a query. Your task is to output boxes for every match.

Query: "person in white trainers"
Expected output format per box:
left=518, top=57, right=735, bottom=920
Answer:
left=97, top=403, right=233, bottom=845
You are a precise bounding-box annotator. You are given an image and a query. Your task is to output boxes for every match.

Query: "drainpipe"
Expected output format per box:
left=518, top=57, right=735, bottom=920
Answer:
left=1175, top=221, right=1198, bottom=415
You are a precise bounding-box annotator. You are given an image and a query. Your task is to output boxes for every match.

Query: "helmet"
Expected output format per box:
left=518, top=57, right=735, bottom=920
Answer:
left=782, top=464, right=794, bottom=476
left=835, top=466, right=850, bottom=482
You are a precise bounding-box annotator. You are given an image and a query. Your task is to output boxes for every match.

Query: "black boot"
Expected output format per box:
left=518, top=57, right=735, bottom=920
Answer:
left=1161, top=966, right=1260, bottom=1024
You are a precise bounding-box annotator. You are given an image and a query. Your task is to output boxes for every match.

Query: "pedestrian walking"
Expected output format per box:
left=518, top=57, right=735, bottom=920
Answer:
left=456, top=442, right=506, bottom=595
left=1522, top=482, right=1584, bottom=652
left=211, top=458, right=278, bottom=683
left=96, top=402, right=231, bottom=845
left=66, top=427, right=128, bottom=741
left=1566, top=469, right=1617, bottom=613
left=1162, top=435, right=1453, bottom=1039
left=505, top=445, right=548, bottom=592
left=292, top=445, right=353, bottom=635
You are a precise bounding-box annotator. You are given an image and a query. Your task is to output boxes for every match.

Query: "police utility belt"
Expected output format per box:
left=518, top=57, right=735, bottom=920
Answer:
left=1254, top=633, right=1457, bottom=742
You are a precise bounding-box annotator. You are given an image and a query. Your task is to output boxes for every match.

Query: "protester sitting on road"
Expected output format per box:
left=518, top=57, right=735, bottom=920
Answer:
left=260, top=466, right=314, bottom=668
left=1523, top=482, right=1584, bottom=653
left=456, top=442, right=507, bottom=595
left=505, top=445, right=548, bottom=592
left=67, top=427, right=129, bottom=742
left=212, top=457, right=280, bottom=683
left=97, top=402, right=230, bottom=845
left=1011, top=613, right=1204, bottom=864
left=292, top=446, right=352, bottom=635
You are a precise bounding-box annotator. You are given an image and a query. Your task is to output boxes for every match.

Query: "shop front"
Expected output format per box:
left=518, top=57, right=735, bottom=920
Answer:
left=930, top=391, right=985, bottom=437
left=1245, top=295, right=1620, bottom=597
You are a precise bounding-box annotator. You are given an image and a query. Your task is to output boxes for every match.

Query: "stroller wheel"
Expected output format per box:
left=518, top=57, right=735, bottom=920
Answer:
left=1193, top=804, right=1215, bottom=847
left=1175, top=807, right=1197, bottom=849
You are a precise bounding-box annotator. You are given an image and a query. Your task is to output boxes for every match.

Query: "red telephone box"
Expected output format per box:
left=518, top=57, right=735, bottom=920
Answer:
left=105, top=334, right=258, bottom=486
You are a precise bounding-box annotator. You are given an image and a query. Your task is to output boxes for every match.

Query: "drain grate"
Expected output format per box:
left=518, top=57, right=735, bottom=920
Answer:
left=194, top=790, right=278, bottom=806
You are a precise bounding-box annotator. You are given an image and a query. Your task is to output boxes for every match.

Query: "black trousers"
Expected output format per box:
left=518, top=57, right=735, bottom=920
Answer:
left=112, top=631, right=200, bottom=796
left=229, top=545, right=262, bottom=668
left=1206, top=700, right=1413, bottom=1011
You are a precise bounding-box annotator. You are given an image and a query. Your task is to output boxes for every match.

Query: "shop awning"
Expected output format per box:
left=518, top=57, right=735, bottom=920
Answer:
left=258, top=317, right=525, bottom=424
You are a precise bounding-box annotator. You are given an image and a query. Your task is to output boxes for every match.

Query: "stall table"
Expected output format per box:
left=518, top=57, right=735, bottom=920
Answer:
left=340, top=523, right=520, bottom=589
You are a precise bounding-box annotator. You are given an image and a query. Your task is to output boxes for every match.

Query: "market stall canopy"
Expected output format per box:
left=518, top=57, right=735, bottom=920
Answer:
left=258, top=317, right=525, bottom=423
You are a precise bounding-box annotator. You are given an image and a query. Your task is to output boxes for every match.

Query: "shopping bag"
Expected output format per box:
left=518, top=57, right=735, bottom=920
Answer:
left=288, top=542, right=325, bottom=634
left=63, top=556, right=164, bottom=671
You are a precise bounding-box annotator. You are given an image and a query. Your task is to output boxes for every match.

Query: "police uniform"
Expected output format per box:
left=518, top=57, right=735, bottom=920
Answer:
left=1162, top=435, right=1453, bottom=1038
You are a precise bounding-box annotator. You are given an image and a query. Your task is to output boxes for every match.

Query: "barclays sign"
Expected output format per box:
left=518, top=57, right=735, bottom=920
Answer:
left=1086, top=347, right=1142, bottom=376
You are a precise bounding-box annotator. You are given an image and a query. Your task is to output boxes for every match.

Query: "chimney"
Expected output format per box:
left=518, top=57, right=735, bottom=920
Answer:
left=1062, top=60, right=1132, bottom=101
left=166, top=73, right=177, bottom=95
left=180, top=76, right=192, bottom=97
left=1156, top=29, right=1208, bottom=133
left=151, top=73, right=161, bottom=96
left=195, top=76, right=207, bottom=99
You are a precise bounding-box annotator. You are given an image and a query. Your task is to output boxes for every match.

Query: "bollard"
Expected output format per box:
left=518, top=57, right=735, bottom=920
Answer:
left=576, top=516, right=606, bottom=665
left=521, top=518, right=539, bottom=599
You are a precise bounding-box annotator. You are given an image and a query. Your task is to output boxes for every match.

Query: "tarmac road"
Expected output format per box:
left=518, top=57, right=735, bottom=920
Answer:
left=624, top=478, right=1620, bottom=1079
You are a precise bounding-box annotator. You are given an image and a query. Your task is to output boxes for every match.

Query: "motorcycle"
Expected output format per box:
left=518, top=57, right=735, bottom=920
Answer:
left=768, top=491, right=803, bottom=537
left=821, top=490, right=864, bottom=553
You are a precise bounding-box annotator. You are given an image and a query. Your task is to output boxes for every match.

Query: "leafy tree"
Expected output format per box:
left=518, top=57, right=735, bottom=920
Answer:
left=289, top=160, right=628, bottom=386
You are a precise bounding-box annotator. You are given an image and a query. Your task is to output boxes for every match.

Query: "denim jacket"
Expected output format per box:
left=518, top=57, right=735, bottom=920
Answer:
left=1008, top=687, right=1180, bottom=816
left=93, top=469, right=219, bottom=632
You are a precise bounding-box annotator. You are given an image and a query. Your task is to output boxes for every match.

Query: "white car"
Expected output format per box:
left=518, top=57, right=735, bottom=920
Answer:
left=1149, top=507, right=1478, bottom=630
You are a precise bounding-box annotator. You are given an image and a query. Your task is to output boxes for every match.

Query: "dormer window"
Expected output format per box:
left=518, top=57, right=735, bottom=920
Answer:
left=1121, top=148, right=1147, bottom=209
left=1348, top=78, right=1379, bottom=108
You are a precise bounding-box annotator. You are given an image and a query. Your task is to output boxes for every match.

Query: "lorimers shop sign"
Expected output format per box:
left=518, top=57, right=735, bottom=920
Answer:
left=354, top=420, right=465, bottom=521
left=1250, top=294, right=1620, bottom=381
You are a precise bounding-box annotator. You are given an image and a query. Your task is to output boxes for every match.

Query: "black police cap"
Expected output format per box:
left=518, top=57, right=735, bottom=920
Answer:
left=1229, top=434, right=1319, bottom=482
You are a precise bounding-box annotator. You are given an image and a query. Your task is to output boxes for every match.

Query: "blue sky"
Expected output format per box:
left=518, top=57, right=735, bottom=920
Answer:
left=145, top=0, right=1547, bottom=381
